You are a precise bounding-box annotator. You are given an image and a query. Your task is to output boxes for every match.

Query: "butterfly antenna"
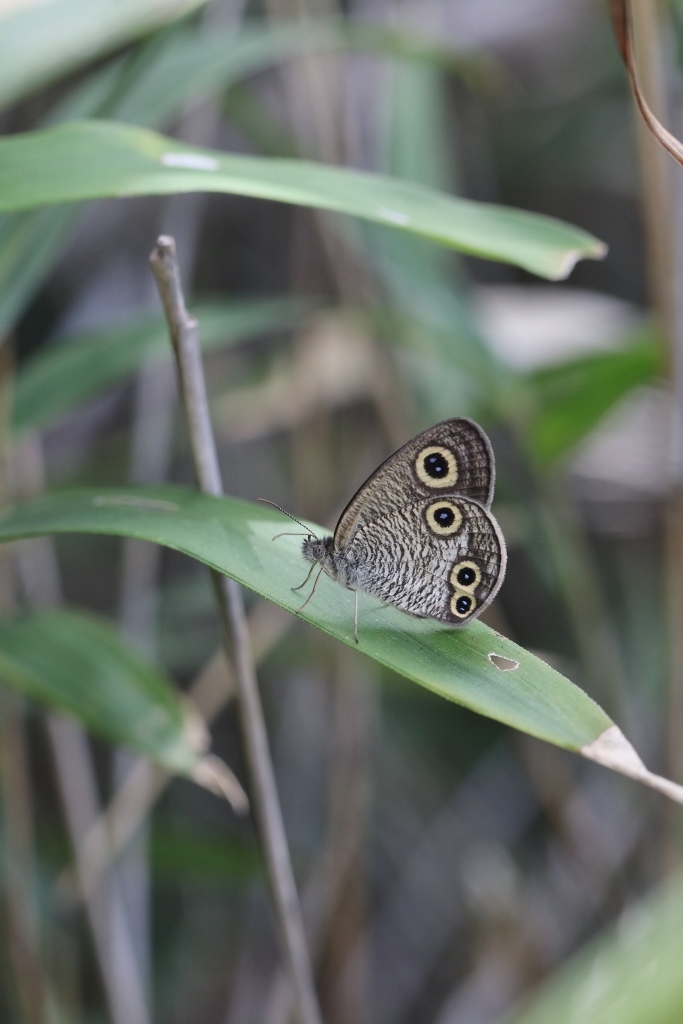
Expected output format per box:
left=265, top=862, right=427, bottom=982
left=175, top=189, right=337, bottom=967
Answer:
left=257, top=498, right=320, bottom=540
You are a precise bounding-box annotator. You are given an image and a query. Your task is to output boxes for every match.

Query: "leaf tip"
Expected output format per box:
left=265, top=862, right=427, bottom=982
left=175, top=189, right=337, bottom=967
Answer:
left=551, top=240, right=609, bottom=281
left=181, top=699, right=211, bottom=754
left=581, top=725, right=683, bottom=805
left=192, top=754, right=249, bottom=813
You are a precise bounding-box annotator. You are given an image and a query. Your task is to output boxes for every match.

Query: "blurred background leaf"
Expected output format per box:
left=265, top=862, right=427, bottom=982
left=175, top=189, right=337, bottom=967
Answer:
left=507, top=873, right=683, bottom=1024
left=0, top=608, right=216, bottom=777
left=0, top=120, right=606, bottom=279
left=0, top=0, right=210, bottom=108
left=12, top=297, right=313, bottom=434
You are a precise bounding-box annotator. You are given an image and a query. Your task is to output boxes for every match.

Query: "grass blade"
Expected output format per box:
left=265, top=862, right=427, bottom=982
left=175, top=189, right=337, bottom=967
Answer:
left=13, top=298, right=312, bottom=435
left=0, top=121, right=606, bottom=280
left=0, top=486, right=615, bottom=751
left=0, top=0, right=209, bottom=108
left=0, top=607, right=244, bottom=803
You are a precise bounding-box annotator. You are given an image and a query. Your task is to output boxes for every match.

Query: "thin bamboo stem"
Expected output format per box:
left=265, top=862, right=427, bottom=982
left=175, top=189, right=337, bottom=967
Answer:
left=0, top=348, right=51, bottom=1023
left=12, top=433, right=151, bottom=1024
left=149, top=235, right=323, bottom=1024
left=47, top=716, right=151, bottom=1024
left=0, top=692, right=50, bottom=1024
left=629, top=0, right=683, bottom=866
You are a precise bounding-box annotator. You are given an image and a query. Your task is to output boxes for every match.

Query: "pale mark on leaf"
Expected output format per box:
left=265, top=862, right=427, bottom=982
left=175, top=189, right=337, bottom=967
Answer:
left=377, top=206, right=411, bottom=226
left=93, top=495, right=180, bottom=512
left=161, top=152, right=220, bottom=172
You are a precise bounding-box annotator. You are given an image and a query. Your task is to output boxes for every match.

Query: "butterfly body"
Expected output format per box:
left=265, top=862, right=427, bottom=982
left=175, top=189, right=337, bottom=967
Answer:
left=297, top=419, right=506, bottom=639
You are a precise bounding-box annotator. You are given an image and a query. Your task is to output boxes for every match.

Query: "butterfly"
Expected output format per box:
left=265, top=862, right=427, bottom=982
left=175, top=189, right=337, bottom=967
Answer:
left=268, top=419, right=506, bottom=642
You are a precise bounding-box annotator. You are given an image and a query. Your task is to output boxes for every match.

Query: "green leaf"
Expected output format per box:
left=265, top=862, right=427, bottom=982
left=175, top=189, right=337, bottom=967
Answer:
left=4, top=489, right=680, bottom=802
left=0, top=0, right=210, bottom=109
left=367, top=58, right=499, bottom=416
left=112, top=20, right=500, bottom=130
left=508, top=874, right=683, bottom=1024
left=0, top=206, right=79, bottom=340
left=0, top=13, right=497, bottom=337
left=0, top=120, right=606, bottom=280
left=527, top=330, right=660, bottom=464
left=13, top=297, right=312, bottom=435
left=0, top=608, right=202, bottom=776
left=0, top=55, right=135, bottom=340
left=0, top=486, right=610, bottom=751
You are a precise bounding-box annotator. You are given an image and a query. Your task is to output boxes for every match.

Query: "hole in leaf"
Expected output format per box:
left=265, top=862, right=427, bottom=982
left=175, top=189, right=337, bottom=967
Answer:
left=488, top=653, right=519, bottom=672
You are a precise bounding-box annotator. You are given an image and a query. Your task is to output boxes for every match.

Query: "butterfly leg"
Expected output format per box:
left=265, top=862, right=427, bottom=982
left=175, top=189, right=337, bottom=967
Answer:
left=292, top=560, right=317, bottom=593
left=296, top=566, right=324, bottom=613
left=354, top=589, right=359, bottom=644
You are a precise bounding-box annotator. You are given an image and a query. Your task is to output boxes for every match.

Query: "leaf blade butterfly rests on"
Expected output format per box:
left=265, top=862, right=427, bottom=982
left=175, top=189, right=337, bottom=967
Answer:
left=271, top=419, right=506, bottom=643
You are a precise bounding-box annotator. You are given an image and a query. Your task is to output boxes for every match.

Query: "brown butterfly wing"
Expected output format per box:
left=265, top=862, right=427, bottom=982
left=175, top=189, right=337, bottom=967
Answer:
left=334, top=418, right=495, bottom=550
left=343, top=496, right=506, bottom=625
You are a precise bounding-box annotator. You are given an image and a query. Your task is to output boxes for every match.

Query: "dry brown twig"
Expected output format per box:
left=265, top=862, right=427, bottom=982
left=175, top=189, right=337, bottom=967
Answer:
left=149, top=235, right=323, bottom=1024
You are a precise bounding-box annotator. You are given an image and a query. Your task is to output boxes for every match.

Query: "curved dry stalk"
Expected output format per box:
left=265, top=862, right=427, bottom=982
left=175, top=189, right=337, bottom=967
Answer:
left=608, top=0, right=683, bottom=168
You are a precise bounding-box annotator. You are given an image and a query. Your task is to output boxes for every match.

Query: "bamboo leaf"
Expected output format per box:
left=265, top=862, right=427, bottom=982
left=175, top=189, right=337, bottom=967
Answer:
left=0, top=0, right=210, bottom=108
left=527, top=331, right=660, bottom=464
left=508, top=873, right=683, bottom=1024
left=112, top=20, right=501, bottom=130
left=13, top=298, right=312, bottom=435
left=0, top=607, right=245, bottom=806
left=0, top=207, right=79, bottom=340
left=0, top=485, right=679, bottom=805
left=0, top=120, right=606, bottom=280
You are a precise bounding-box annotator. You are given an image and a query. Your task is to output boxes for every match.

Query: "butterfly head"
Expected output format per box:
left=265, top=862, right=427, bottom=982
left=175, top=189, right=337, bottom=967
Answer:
left=301, top=534, right=335, bottom=569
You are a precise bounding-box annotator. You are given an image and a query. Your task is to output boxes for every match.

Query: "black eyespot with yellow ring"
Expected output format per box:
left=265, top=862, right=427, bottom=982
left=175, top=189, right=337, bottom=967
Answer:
left=449, top=560, right=481, bottom=593
left=425, top=500, right=463, bottom=536
left=449, top=559, right=481, bottom=620
left=450, top=590, right=477, bottom=619
left=415, top=445, right=458, bottom=489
